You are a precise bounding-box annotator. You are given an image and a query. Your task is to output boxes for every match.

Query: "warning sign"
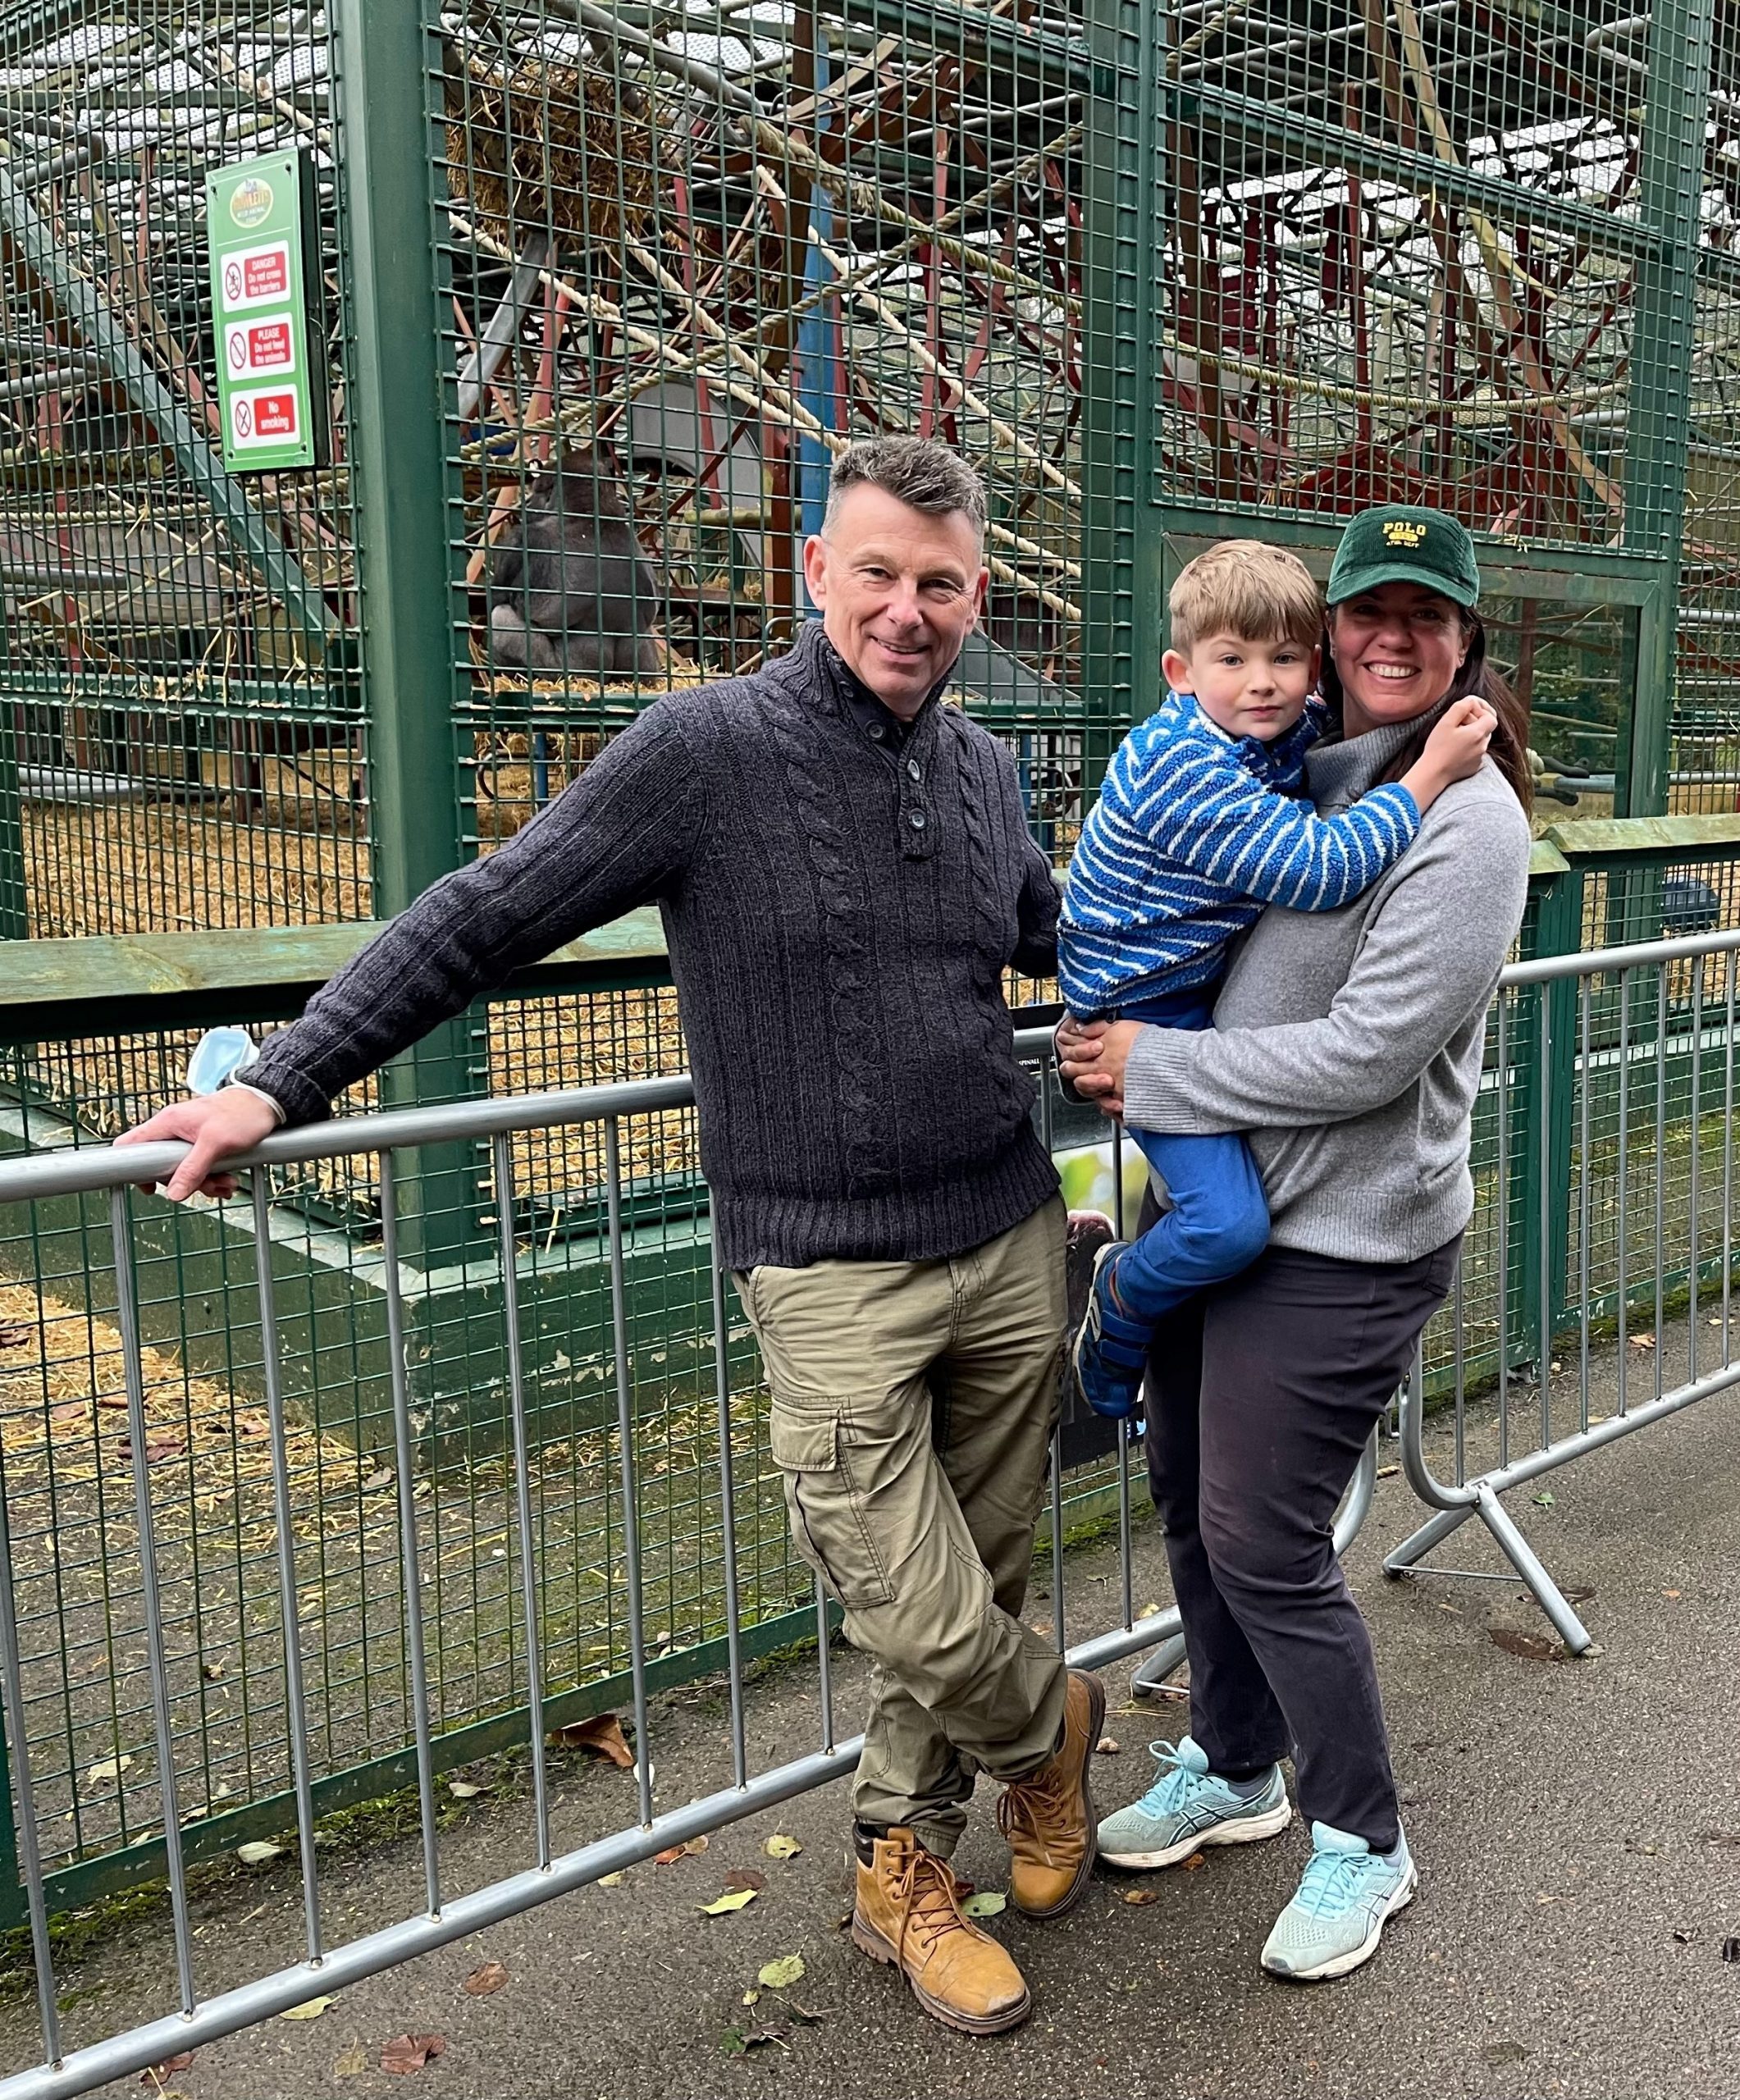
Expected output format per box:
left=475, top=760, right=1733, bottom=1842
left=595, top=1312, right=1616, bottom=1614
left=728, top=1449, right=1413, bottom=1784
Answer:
left=220, top=243, right=292, bottom=310
left=224, top=317, right=296, bottom=378
left=207, top=151, right=327, bottom=472
left=231, top=387, right=302, bottom=448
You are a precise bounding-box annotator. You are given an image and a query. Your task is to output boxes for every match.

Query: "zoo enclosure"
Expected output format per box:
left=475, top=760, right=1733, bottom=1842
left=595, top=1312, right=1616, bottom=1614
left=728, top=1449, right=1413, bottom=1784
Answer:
left=2, top=0, right=1740, bottom=958
left=2, top=0, right=1740, bottom=2050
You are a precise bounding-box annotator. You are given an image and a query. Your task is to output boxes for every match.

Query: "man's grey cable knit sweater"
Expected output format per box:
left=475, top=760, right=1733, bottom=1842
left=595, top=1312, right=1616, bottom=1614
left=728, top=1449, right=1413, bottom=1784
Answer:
left=247, top=621, right=1062, bottom=1270
left=1121, top=709, right=1532, bottom=1264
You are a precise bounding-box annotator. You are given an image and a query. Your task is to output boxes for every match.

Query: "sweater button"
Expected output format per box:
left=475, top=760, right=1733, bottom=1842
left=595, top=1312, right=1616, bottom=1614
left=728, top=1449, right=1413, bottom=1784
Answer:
left=908, top=810, right=927, bottom=831
left=907, top=759, right=921, bottom=781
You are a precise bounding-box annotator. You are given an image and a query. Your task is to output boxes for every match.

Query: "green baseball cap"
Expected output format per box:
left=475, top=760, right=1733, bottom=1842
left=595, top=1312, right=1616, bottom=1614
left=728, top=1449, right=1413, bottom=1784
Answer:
left=1325, top=504, right=1481, bottom=609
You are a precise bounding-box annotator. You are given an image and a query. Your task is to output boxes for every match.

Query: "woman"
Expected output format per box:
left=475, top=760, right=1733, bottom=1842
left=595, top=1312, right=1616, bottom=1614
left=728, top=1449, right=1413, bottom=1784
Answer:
left=1060, top=504, right=1532, bottom=1981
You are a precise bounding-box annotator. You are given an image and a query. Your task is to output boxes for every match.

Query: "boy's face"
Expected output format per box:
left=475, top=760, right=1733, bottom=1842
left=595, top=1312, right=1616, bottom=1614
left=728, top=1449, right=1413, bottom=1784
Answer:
left=1162, top=631, right=1321, bottom=742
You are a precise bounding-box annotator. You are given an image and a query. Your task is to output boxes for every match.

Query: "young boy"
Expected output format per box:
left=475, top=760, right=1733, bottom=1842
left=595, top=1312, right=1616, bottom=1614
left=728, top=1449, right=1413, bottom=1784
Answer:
left=1058, top=539, right=1494, bottom=1418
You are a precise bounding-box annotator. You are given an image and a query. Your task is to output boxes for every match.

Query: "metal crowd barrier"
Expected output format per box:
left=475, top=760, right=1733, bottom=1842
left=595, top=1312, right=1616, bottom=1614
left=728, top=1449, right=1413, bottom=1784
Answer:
left=1384, top=926, right=1740, bottom=1651
left=0, top=1026, right=1312, bottom=2100
left=0, top=923, right=1735, bottom=2095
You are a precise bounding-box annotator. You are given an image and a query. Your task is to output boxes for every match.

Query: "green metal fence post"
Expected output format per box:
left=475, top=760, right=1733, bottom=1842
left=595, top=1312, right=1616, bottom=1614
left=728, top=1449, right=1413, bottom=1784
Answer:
left=330, top=0, right=480, bottom=1267
left=1080, top=0, right=1163, bottom=779
left=0, top=698, right=23, bottom=942
left=1620, top=0, right=1717, bottom=819
left=1517, top=852, right=1583, bottom=1349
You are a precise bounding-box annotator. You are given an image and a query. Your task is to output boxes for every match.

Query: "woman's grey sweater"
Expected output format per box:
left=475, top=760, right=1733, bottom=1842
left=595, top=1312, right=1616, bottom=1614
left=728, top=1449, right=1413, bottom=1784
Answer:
left=1121, top=713, right=1532, bottom=1264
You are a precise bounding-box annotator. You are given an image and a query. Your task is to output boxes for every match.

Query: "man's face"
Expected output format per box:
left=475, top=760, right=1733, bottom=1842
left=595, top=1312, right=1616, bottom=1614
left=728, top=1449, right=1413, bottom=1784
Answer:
left=802, top=483, right=989, bottom=716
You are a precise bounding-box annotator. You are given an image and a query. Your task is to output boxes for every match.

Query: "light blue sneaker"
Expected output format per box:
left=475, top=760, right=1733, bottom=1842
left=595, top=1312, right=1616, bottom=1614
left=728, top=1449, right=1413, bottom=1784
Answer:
left=1096, top=1734, right=1291, bottom=1869
left=1260, top=1821, right=1417, bottom=1981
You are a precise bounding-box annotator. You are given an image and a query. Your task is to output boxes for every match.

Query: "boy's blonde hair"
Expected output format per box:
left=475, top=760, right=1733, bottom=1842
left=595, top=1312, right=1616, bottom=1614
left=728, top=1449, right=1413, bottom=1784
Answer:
left=1168, top=540, right=1322, bottom=657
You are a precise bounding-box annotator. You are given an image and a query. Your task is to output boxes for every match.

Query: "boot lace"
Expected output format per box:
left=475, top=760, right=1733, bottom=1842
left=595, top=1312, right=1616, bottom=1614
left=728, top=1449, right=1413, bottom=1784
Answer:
left=996, top=1752, right=1073, bottom=1853
left=891, top=1848, right=970, bottom=1959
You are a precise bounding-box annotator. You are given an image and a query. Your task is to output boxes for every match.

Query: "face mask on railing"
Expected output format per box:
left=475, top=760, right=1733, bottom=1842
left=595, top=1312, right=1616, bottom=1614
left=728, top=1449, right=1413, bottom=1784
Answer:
left=185, top=1026, right=261, bottom=1097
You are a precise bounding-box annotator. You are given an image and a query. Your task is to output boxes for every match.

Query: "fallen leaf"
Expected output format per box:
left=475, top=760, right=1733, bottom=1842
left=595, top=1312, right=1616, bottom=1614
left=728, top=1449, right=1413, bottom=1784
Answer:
left=597, top=1871, right=627, bottom=1887
left=654, top=1845, right=687, bottom=1865
left=763, top=1834, right=801, bottom=1860
left=742, top=1989, right=760, bottom=2006
left=1629, top=1334, right=1656, bottom=1350
left=361, top=1468, right=395, bottom=1493
left=961, top=1891, right=1006, bottom=1918
left=721, top=2025, right=788, bottom=2055
left=701, top=1888, right=760, bottom=1915
left=87, top=1755, right=134, bottom=1786
left=683, top=1835, right=710, bottom=1856
left=447, top=1781, right=482, bottom=1800
left=1377, top=1463, right=1399, bottom=1478
left=1484, top=2040, right=1531, bottom=2066
left=552, top=1714, right=633, bottom=1768
left=140, top=2053, right=194, bottom=2084
left=381, top=2034, right=446, bottom=2075
left=724, top=1867, right=767, bottom=1893
left=1532, top=1490, right=1555, bottom=1508
left=1095, top=1737, right=1121, bottom=1755
left=757, top=1954, right=806, bottom=1989
left=1663, top=1589, right=1683, bottom=1600
left=237, top=1839, right=285, bottom=1866
left=1489, top=1628, right=1560, bottom=1664
left=783, top=1999, right=825, bottom=2026
left=1181, top=1852, right=1207, bottom=1872
left=1122, top=1888, right=1158, bottom=1906
left=463, top=1960, right=508, bottom=1997
left=333, top=2041, right=369, bottom=2077
left=1139, top=1601, right=1162, bottom=1618
left=280, top=1995, right=334, bottom=2020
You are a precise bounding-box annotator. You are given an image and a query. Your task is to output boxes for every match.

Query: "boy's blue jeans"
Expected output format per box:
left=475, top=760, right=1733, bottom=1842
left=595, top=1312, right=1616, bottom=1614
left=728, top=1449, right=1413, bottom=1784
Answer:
left=1099, top=986, right=1269, bottom=1322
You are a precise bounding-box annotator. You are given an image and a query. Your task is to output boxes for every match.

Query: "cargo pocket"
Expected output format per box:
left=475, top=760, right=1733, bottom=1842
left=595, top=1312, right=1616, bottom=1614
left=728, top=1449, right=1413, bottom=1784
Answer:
left=769, top=1400, right=897, bottom=1610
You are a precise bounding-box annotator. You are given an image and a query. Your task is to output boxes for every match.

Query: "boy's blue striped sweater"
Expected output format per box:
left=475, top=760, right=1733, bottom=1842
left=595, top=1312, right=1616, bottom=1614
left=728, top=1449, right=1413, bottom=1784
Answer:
left=1058, top=690, right=1421, bottom=1016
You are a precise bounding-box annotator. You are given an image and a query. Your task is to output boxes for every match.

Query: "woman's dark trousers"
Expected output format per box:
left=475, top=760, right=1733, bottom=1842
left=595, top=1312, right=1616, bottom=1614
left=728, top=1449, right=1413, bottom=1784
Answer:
left=1144, top=1234, right=1459, bottom=1851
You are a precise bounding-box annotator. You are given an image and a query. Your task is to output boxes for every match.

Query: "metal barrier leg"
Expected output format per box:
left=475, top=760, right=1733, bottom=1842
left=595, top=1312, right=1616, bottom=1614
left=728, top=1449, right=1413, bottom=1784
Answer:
left=1383, top=1501, right=1477, bottom=1575
left=1473, top=1486, right=1593, bottom=1655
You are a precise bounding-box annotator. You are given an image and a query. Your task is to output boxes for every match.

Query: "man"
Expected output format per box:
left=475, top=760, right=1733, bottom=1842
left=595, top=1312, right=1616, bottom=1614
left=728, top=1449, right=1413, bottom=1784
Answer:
left=121, top=437, right=1102, bottom=2036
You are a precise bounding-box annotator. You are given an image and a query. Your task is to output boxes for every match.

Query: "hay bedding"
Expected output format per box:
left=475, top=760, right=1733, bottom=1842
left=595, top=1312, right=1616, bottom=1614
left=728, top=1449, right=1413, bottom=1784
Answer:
left=0, top=1267, right=793, bottom=1865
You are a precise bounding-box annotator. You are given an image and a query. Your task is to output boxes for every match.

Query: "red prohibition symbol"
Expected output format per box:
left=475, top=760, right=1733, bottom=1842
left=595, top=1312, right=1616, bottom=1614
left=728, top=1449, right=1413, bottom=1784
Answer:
left=235, top=399, right=253, bottom=438
left=224, top=260, right=243, bottom=302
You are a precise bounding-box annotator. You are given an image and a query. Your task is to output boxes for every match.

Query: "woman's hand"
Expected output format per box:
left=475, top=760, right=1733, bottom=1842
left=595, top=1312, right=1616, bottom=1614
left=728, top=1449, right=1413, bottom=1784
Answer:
left=1056, top=1017, right=1141, bottom=1119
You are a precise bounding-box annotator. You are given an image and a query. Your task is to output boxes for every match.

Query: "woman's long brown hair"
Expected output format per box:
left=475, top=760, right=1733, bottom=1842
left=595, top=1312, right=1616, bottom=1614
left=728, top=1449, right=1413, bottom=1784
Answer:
left=1320, top=607, right=1533, bottom=817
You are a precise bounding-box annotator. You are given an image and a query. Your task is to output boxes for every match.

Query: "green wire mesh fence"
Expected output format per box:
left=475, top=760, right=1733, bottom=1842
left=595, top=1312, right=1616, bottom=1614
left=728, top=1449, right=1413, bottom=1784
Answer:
left=3, top=0, right=1740, bottom=1920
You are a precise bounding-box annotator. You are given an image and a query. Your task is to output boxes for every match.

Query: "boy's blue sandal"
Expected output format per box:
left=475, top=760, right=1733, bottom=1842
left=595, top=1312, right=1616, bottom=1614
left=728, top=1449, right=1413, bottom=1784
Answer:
left=1071, top=1242, right=1148, bottom=1420
left=1260, top=1821, right=1417, bottom=1981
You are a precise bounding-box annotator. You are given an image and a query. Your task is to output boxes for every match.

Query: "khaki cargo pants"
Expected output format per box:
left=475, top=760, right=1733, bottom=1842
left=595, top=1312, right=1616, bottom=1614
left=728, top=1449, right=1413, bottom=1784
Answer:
left=734, top=1195, right=1069, bottom=1858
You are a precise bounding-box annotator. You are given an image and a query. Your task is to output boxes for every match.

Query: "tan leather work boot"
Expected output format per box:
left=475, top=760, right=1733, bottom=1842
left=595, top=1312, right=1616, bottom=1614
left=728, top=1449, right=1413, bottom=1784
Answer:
left=998, top=1667, right=1106, bottom=1918
left=850, top=1827, right=1032, bottom=2035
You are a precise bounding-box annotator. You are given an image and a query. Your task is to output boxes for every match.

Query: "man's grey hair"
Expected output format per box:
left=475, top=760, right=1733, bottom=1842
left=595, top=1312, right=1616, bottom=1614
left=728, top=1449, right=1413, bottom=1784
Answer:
left=823, top=436, right=988, bottom=536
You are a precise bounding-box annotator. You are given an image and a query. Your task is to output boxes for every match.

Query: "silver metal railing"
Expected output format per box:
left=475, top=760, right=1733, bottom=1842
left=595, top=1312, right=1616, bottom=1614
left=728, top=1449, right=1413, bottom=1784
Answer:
left=1384, top=927, right=1740, bottom=1650
left=1, top=922, right=1736, bottom=2096
left=0, top=1025, right=1258, bottom=2100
